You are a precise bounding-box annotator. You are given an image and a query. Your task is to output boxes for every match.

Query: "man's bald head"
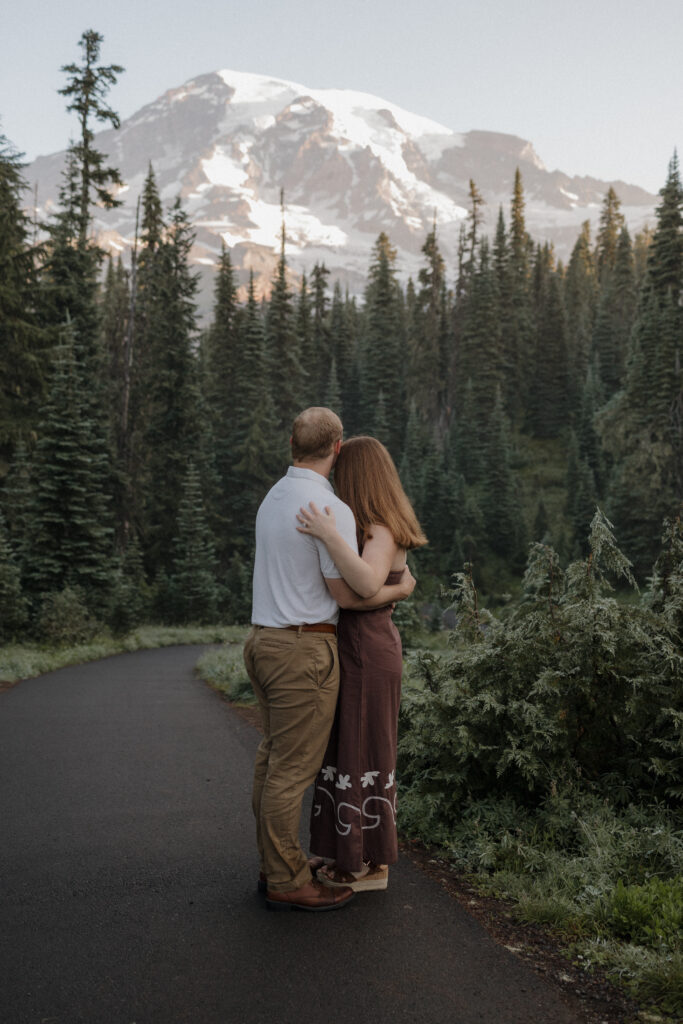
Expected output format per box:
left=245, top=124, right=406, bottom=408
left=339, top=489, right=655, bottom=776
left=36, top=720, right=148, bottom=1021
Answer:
left=291, top=407, right=343, bottom=462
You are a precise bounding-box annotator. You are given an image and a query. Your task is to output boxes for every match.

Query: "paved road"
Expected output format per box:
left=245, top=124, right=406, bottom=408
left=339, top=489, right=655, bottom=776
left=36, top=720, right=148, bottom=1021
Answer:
left=1, top=647, right=583, bottom=1024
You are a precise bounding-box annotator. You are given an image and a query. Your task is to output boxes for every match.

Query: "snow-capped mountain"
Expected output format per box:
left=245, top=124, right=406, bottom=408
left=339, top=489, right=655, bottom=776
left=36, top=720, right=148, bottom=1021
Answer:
left=24, top=69, right=657, bottom=310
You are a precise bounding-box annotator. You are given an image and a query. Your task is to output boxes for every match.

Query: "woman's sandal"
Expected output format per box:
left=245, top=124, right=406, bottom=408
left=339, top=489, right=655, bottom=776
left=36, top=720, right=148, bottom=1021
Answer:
left=317, top=861, right=388, bottom=891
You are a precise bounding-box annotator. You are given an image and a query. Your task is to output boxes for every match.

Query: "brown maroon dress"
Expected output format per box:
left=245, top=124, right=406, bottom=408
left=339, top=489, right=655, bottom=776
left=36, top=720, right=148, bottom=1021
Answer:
left=309, top=569, right=404, bottom=872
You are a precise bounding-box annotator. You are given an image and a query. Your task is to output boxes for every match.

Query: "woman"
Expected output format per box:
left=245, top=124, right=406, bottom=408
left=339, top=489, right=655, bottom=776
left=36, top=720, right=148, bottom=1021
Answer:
left=296, top=436, right=427, bottom=891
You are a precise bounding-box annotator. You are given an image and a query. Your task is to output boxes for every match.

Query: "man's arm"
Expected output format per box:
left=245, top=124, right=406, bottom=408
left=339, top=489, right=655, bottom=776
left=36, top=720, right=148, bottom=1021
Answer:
left=325, top=569, right=416, bottom=610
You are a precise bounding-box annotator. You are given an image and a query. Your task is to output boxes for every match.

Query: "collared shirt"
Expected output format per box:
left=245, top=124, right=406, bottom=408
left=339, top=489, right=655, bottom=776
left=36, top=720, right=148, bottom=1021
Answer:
left=251, top=466, right=358, bottom=627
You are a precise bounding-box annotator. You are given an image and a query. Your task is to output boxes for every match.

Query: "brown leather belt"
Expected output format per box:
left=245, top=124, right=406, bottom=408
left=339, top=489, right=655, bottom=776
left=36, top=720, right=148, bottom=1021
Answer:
left=285, top=623, right=336, bottom=634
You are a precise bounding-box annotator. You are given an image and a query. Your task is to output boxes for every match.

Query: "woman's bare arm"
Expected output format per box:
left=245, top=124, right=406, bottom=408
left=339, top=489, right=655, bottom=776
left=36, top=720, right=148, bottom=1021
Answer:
left=296, top=502, right=397, bottom=598
left=325, top=568, right=415, bottom=610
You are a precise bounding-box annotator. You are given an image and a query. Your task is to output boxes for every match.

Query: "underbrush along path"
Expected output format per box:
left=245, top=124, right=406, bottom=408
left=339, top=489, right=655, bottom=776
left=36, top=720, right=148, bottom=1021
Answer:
left=1, top=645, right=598, bottom=1024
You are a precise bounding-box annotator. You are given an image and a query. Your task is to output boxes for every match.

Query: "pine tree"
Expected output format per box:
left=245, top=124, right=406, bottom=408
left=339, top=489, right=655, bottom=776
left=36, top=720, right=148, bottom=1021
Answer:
left=359, top=232, right=405, bottom=456
left=465, top=180, right=486, bottom=275
left=25, top=321, right=113, bottom=605
left=266, top=196, right=304, bottom=427
left=225, top=551, right=252, bottom=624
left=528, top=245, right=570, bottom=438
left=598, top=157, right=683, bottom=575
left=0, top=134, right=44, bottom=455
left=1, top=437, right=32, bottom=575
left=398, top=400, right=427, bottom=507
left=203, top=244, right=241, bottom=565
left=232, top=273, right=288, bottom=554
left=134, top=197, right=202, bottom=572
left=564, top=221, right=597, bottom=394
left=324, top=357, right=342, bottom=412
left=410, top=223, right=449, bottom=430
left=595, top=187, right=625, bottom=284
left=506, top=169, right=534, bottom=419
left=100, top=254, right=130, bottom=542
left=454, top=379, right=484, bottom=485
left=311, top=262, right=331, bottom=399
left=169, top=462, right=219, bottom=624
left=329, top=280, right=356, bottom=425
left=483, top=387, right=525, bottom=562
left=647, top=151, right=683, bottom=300
left=0, top=509, right=28, bottom=640
left=592, top=226, right=637, bottom=398
left=58, top=29, right=124, bottom=248
left=295, top=273, right=315, bottom=403
left=455, top=240, right=503, bottom=433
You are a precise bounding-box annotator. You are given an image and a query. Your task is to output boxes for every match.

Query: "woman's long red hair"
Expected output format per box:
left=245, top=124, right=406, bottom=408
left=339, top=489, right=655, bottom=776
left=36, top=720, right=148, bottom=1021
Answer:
left=333, top=436, right=427, bottom=550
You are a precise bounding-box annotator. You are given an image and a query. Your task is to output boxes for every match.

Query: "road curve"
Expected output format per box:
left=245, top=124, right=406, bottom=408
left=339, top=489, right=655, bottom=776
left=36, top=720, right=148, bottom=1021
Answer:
left=1, top=646, right=583, bottom=1024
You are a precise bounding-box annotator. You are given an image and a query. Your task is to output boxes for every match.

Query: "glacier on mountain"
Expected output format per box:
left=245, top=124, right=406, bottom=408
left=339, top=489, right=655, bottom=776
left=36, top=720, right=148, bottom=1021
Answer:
left=22, top=68, right=656, bottom=312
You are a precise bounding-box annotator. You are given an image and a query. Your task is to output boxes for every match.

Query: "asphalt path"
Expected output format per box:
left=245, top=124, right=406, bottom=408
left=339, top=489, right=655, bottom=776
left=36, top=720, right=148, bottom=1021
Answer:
left=0, top=646, right=584, bottom=1024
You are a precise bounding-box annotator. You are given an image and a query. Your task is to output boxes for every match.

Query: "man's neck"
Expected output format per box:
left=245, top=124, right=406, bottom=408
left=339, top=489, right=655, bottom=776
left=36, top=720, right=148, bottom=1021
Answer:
left=292, top=459, right=333, bottom=479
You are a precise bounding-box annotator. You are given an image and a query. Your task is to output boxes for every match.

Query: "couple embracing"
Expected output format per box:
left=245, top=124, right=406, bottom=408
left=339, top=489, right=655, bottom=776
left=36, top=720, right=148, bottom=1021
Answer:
left=243, top=406, right=426, bottom=912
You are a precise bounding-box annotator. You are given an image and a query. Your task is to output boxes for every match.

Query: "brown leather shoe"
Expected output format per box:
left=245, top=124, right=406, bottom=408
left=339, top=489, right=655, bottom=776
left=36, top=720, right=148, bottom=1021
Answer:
left=265, top=878, right=354, bottom=912
left=257, top=857, right=331, bottom=893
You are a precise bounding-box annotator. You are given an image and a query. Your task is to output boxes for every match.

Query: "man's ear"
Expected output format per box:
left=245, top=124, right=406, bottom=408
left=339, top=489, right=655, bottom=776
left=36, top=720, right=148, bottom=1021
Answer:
left=289, top=435, right=293, bottom=447
left=334, top=438, right=342, bottom=455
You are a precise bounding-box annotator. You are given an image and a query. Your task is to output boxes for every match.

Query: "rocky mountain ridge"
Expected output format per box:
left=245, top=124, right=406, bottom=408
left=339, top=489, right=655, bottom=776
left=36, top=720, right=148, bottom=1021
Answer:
left=23, top=69, right=657, bottom=309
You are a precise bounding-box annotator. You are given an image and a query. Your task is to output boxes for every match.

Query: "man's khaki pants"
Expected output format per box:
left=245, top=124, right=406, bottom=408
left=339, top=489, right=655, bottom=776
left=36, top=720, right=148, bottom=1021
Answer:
left=243, top=626, right=339, bottom=893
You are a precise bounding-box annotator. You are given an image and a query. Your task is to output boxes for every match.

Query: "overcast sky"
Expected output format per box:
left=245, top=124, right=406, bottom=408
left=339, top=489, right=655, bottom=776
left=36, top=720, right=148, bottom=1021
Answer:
left=2, top=0, right=681, bottom=195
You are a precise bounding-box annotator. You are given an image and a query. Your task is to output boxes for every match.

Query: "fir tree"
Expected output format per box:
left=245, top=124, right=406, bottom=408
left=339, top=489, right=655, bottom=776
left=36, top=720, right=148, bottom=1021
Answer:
left=134, top=197, right=201, bottom=572
left=25, top=320, right=113, bottom=605
left=295, top=273, right=315, bottom=403
left=0, top=509, right=28, bottom=640
left=564, top=221, right=596, bottom=393
left=311, top=262, right=331, bottom=398
left=0, top=134, right=44, bottom=454
left=595, top=187, right=625, bottom=283
left=203, top=244, right=240, bottom=564
left=483, top=387, right=525, bottom=562
left=324, top=356, right=342, bottom=412
left=528, top=245, right=570, bottom=438
left=592, top=226, right=637, bottom=398
left=329, top=280, right=356, bottom=426
left=455, top=240, right=502, bottom=432
left=359, top=232, right=405, bottom=456
left=505, top=169, right=534, bottom=419
left=170, top=461, right=219, bottom=624
left=1, top=437, right=32, bottom=575
left=647, top=151, right=683, bottom=300
left=410, top=223, right=449, bottom=430
left=266, top=196, right=304, bottom=426
left=225, top=551, right=252, bottom=624
left=58, top=29, right=124, bottom=248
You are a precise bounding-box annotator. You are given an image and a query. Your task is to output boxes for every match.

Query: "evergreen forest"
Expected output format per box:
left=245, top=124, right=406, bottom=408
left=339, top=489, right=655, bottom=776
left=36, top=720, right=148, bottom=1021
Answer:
left=2, top=33, right=682, bottom=643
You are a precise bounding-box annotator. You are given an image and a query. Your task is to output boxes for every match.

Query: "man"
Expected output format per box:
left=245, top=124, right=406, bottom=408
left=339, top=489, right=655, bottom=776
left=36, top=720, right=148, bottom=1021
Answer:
left=243, top=407, right=415, bottom=912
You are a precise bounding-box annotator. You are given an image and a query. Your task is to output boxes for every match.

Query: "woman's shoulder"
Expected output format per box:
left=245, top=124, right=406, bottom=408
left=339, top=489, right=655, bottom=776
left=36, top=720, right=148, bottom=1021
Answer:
left=364, top=523, right=405, bottom=560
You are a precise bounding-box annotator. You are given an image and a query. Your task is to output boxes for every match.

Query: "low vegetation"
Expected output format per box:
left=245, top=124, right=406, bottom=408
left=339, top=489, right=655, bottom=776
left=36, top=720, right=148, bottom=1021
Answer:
left=397, top=512, right=683, bottom=1017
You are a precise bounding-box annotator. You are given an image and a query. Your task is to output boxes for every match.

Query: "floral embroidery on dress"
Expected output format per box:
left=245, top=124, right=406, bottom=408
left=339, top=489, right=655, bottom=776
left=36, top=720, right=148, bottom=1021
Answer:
left=384, top=770, right=395, bottom=789
left=361, top=770, right=380, bottom=788
left=335, top=773, right=352, bottom=790
left=322, top=765, right=337, bottom=781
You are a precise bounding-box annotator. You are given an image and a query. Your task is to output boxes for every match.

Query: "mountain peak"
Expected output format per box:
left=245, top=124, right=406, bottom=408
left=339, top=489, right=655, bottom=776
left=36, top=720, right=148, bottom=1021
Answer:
left=23, top=69, right=656, bottom=313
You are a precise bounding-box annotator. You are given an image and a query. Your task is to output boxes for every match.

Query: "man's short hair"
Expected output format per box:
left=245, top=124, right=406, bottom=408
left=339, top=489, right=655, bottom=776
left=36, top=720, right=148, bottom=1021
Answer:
left=291, top=407, right=343, bottom=461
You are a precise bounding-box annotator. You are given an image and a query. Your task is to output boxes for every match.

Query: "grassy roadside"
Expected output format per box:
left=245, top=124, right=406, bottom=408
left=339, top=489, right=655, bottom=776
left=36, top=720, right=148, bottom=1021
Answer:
left=0, top=624, right=249, bottom=688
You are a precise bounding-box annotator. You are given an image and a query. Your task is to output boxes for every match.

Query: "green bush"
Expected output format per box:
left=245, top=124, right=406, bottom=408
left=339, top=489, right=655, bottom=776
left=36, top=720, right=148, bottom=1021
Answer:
left=35, top=587, right=102, bottom=645
left=603, top=876, right=683, bottom=949
left=398, top=512, right=683, bottom=830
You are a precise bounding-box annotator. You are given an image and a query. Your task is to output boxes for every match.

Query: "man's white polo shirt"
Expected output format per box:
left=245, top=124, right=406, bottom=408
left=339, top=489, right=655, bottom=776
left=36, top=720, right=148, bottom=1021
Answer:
left=251, top=466, right=358, bottom=627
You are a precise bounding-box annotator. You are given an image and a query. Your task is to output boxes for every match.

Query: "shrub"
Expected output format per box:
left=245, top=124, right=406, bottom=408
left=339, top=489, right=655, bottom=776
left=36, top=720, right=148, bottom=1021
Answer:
left=603, top=876, right=683, bottom=949
left=398, top=511, right=683, bottom=831
left=35, top=587, right=102, bottom=646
